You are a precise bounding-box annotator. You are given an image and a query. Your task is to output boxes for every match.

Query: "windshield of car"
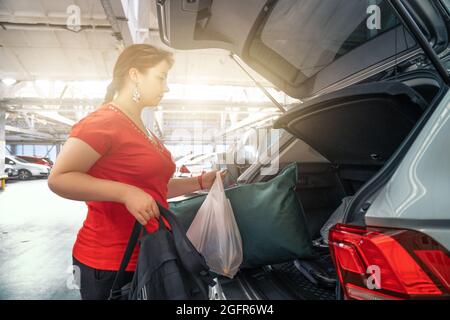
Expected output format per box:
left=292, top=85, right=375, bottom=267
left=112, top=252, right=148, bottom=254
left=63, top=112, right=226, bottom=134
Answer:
left=12, top=157, right=29, bottom=163
left=255, top=0, right=400, bottom=79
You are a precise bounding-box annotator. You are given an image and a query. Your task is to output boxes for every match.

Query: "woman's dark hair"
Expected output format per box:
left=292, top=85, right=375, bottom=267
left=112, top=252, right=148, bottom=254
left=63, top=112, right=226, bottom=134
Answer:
left=103, top=44, right=174, bottom=104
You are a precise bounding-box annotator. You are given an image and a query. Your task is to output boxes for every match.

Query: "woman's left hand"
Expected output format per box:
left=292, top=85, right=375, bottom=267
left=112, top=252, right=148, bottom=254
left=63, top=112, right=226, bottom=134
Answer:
left=200, top=169, right=228, bottom=190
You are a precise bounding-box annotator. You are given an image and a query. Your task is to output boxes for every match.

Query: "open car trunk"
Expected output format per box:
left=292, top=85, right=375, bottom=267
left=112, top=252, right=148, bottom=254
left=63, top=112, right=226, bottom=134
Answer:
left=211, top=71, right=444, bottom=300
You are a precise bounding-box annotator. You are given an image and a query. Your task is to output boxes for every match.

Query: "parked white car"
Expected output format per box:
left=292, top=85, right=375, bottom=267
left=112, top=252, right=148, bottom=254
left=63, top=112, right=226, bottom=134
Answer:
left=5, top=156, right=51, bottom=180
left=4, top=163, right=19, bottom=179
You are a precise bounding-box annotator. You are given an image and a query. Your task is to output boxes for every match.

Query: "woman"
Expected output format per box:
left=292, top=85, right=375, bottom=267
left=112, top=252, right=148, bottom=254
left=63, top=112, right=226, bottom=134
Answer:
left=48, top=44, right=227, bottom=300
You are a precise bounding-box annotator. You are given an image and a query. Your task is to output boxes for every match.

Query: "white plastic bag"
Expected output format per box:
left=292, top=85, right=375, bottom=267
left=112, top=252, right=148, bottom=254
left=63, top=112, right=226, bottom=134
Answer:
left=186, top=171, right=243, bottom=278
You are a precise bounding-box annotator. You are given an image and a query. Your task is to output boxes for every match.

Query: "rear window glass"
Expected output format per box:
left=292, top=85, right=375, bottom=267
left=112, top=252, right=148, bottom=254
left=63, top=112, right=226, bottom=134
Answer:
left=257, top=0, right=400, bottom=78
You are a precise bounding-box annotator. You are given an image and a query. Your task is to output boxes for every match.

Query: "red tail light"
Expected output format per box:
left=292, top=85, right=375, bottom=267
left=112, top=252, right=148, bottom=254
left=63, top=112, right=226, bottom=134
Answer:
left=329, top=224, right=450, bottom=300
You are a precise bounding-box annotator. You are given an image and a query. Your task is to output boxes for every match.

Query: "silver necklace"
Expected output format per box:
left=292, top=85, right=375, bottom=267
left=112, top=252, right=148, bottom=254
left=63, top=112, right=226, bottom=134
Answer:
left=107, top=103, right=164, bottom=152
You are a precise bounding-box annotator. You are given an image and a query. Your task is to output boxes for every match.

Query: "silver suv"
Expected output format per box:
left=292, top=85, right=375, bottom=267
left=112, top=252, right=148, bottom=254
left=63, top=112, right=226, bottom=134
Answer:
left=158, top=0, right=450, bottom=299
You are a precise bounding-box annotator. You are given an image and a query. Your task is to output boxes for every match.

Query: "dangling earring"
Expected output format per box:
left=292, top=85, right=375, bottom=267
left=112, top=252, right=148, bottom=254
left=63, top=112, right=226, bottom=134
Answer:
left=132, top=83, right=141, bottom=103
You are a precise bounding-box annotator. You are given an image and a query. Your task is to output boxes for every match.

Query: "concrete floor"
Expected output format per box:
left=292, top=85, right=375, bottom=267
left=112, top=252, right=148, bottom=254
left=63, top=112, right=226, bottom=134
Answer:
left=0, top=178, right=86, bottom=300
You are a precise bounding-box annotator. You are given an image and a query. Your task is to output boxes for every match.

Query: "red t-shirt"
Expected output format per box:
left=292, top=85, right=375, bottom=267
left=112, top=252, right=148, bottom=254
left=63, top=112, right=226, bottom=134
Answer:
left=69, top=103, right=176, bottom=271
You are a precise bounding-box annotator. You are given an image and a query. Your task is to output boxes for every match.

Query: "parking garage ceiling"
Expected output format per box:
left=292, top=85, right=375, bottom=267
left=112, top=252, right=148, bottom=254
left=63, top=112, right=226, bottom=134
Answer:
left=0, top=0, right=272, bottom=84
left=0, top=0, right=290, bottom=145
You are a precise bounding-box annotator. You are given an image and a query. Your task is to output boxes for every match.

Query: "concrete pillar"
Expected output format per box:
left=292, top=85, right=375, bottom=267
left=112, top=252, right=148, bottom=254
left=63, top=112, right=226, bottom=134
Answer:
left=154, top=111, right=164, bottom=138
left=0, top=108, right=5, bottom=177
left=141, top=107, right=154, bottom=131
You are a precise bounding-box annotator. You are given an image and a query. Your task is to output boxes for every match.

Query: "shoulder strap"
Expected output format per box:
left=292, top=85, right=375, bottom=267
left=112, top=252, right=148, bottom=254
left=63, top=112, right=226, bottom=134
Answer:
left=110, top=220, right=142, bottom=298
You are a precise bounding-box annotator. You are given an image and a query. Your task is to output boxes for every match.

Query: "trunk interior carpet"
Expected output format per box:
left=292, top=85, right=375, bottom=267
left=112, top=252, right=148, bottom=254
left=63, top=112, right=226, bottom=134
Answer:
left=269, top=262, right=336, bottom=300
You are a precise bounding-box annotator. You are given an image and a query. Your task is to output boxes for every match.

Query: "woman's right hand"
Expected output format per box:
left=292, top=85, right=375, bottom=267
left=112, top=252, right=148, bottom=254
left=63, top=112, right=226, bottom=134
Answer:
left=121, top=186, right=160, bottom=225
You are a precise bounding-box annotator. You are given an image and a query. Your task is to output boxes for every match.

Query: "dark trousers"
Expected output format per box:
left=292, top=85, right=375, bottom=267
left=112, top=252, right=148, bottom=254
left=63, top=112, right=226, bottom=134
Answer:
left=72, top=256, right=134, bottom=300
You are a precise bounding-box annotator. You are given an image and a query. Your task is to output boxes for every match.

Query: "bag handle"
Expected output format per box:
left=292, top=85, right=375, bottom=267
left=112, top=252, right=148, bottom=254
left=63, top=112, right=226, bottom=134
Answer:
left=215, top=171, right=225, bottom=193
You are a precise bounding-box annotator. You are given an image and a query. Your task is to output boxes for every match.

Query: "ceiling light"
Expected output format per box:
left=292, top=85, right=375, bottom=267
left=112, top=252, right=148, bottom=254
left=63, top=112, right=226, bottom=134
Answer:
left=2, top=78, right=16, bottom=86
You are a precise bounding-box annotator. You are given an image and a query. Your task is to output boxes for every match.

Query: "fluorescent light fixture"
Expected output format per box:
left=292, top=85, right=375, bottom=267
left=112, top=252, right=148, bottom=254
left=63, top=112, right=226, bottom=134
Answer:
left=2, top=78, right=16, bottom=86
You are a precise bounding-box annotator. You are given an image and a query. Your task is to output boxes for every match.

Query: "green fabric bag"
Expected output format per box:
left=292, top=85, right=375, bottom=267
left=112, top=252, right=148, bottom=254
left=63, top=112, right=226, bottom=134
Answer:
left=169, top=163, right=315, bottom=268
